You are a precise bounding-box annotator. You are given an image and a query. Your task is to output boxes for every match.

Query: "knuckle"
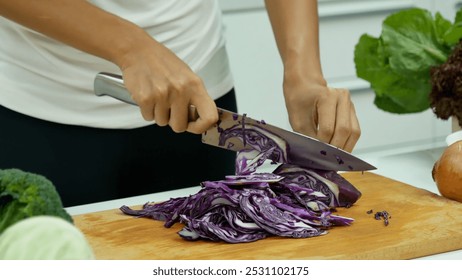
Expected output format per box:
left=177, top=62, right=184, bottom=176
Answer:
left=134, top=89, right=165, bottom=107
left=170, top=76, right=203, bottom=94
left=351, top=126, right=361, bottom=139
left=169, top=117, right=188, bottom=133
left=169, top=80, right=185, bottom=94
left=205, top=112, right=219, bottom=125
left=331, top=88, right=351, bottom=101
left=170, top=124, right=187, bottom=133
left=289, top=117, right=304, bottom=133
left=133, top=92, right=150, bottom=106
left=186, top=127, right=202, bottom=134
left=292, top=123, right=305, bottom=134
left=199, top=109, right=219, bottom=127
left=140, top=109, right=154, bottom=121
left=156, top=119, right=168, bottom=127
left=192, top=115, right=218, bottom=134
left=319, top=123, right=335, bottom=136
left=152, top=84, right=169, bottom=100
left=336, top=123, right=351, bottom=137
left=186, top=75, right=203, bottom=88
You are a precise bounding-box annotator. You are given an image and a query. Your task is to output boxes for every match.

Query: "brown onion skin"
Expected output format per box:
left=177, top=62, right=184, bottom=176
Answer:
left=432, top=141, right=462, bottom=202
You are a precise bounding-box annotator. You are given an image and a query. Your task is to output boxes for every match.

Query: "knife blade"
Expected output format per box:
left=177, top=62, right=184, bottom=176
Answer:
left=94, top=72, right=376, bottom=171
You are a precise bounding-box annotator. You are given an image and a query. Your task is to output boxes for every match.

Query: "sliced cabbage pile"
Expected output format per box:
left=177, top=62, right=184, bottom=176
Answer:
left=121, top=147, right=361, bottom=243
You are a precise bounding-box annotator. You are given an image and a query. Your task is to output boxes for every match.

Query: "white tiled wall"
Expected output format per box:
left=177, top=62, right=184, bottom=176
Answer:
left=219, top=0, right=458, bottom=155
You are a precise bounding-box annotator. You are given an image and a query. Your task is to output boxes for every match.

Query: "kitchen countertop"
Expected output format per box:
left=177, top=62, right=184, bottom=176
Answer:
left=355, top=141, right=462, bottom=260
left=66, top=141, right=462, bottom=260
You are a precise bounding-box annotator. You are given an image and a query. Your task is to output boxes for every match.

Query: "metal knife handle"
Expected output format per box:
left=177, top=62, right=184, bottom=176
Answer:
left=94, top=72, right=137, bottom=105
left=93, top=72, right=199, bottom=121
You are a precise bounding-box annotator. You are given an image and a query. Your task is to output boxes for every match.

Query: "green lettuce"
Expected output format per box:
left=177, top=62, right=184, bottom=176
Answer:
left=354, top=8, right=462, bottom=113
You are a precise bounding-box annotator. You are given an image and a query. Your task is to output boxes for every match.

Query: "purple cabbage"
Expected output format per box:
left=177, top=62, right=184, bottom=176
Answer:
left=178, top=206, right=268, bottom=243
left=121, top=162, right=360, bottom=243
left=121, top=119, right=362, bottom=243
left=238, top=189, right=325, bottom=238
left=219, top=123, right=288, bottom=165
left=235, top=147, right=276, bottom=175
left=272, top=164, right=361, bottom=208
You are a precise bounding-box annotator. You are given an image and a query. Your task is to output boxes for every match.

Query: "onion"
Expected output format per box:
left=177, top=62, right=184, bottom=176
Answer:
left=432, top=141, right=462, bottom=202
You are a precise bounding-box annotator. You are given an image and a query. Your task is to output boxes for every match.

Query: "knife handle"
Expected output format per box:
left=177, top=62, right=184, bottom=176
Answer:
left=94, top=72, right=137, bottom=105
left=94, top=72, right=199, bottom=121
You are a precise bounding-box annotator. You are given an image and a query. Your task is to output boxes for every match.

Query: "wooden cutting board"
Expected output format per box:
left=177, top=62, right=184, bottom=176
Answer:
left=73, top=172, right=462, bottom=260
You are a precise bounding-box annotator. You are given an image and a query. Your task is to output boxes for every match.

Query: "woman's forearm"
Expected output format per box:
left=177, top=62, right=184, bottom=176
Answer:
left=264, top=0, right=360, bottom=152
left=0, top=0, right=150, bottom=67
left=264, top=0, right=324, bottom=84
left=0, top=0, right=220, bottom=134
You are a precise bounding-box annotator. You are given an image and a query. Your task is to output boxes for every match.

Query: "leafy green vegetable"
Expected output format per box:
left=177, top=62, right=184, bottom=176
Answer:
left=0, top=169, right=73, bottom=234
left=354, top=8, right=462, bottom=114
left=0, top=216, right=94, bottom=260
left=443, top=9, right=462, bottom=45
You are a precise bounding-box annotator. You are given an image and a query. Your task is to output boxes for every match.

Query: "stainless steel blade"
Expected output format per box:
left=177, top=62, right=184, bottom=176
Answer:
left=94, top=72, right=376, bottom=171
left=202, top=108, right=376, bottom=171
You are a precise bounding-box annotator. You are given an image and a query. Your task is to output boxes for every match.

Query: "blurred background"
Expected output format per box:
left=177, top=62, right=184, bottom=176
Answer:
left=219, top=0, right=460, bottom=157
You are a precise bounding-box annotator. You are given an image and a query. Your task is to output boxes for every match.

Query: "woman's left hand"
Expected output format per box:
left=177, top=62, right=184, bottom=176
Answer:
left=283, top=78, right=360, bottom=153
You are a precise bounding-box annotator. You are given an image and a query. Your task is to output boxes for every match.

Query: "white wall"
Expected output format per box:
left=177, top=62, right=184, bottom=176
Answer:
left=219, top=0, right=459, bottom=155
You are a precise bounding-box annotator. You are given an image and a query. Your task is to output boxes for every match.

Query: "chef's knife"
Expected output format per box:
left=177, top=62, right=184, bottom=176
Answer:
left=94, top=72, right=376, bottom=172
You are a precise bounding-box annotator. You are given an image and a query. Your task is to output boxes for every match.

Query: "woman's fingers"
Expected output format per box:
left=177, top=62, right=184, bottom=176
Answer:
left=343, top=104, right=361, bottom=153
left=285, top=84, right=361, bottom=152
left=186, top=90, right=218, bottom=134
left=120, top=40, right=218, bottom=134
left=318, top=88, right=360, bottom=152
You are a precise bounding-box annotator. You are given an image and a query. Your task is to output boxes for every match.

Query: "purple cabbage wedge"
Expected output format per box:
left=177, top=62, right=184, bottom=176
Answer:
left=272, top=164, right=361, bottom=209
left=121, top=121, right=362, bottom=243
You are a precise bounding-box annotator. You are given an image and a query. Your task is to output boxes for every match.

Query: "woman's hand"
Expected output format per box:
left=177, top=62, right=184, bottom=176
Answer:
left=0, top=0, right=218, bottom=134
left=117, top=33, right=218, bottom=134
left=283, top=78, right=360, bottom=153
left=264, top=0, right=361, bottom=152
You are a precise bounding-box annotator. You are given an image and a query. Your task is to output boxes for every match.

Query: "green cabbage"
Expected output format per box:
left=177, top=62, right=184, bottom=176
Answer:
left=0, top=216, right=94, bottom=260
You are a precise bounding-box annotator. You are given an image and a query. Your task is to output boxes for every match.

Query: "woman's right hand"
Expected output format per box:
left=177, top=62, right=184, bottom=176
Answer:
left=0, top=0, right=218, bottom=134
left=116, top=32, right=218, bottom=134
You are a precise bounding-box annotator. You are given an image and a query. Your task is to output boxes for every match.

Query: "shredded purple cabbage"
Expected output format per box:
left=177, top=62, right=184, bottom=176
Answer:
left=121, top=164, right=360, bottom=243
left=120, top=119, right=361, bottom=243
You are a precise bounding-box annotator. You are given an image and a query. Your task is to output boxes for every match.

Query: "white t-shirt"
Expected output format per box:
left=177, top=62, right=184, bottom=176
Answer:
left=0, top=0, right=233, bottom=128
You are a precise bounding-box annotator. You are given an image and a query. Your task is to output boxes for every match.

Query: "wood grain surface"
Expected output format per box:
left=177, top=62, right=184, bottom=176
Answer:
left=73, top=172, right=462, bottom=260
